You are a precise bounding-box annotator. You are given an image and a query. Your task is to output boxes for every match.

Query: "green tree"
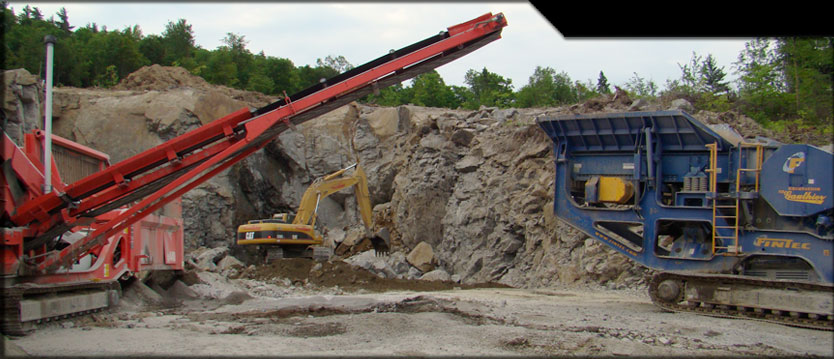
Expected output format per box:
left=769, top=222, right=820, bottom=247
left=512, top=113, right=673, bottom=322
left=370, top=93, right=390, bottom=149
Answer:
left=661, top=52, right=732, bottom=111
left=515, top=66, right=575, bottom=108
left=94, top=64, right=119, bottom=87
left=362, top=82, right=409, bottom=106
left=700, top=54, right=730, bottom=94
left=203, top=47, right=238, bottom=87
left=410, top=70, right=458, bottom=108
left=161, top=19, right=195, bottom=65
left=463, top=67, right=514, bottom=109
left=262, top=56, right=300, bottom=95
left=220, top=32, right=253, bottom=87
left=733, top=38, right=792, bottom=124
left=673, top=52, right=730, bottom=96
left=245, top=52, right=274, bottom=94
left=316, top=55, right=353, bottom=73
left=297, top=64, right=339, bottom=88
left=4, top=4, right=63, bottom=76
left=776, top=37, right=833, bottom=124
left=574, top=80, right=599, bottom=102
left=624, top=72, right=657, bottom=98
left=55, top=7, right=72, bottom=33
left=596, top=71, right=611, bottom=94
left=139, top=34, right=165, bottom=65
left=450, top=85, right=473, bottom=107
left=108, top=27, right=147, bottom=79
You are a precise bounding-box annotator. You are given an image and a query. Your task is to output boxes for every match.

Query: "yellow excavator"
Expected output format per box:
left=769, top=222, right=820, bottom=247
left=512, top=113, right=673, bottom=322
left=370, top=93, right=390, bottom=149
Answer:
left=236, top=163, right=389, bottom=262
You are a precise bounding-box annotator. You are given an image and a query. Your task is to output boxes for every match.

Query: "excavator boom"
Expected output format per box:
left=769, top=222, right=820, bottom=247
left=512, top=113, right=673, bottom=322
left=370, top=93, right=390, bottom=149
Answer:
left=294, top=164, right=372, bottom=229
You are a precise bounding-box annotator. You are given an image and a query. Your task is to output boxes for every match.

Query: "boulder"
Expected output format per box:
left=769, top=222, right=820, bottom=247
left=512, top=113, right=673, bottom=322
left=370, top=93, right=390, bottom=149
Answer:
left=669, top=98, right=695, bottom=112
left=365, top=106, right=406, bottom=140
left=406, top=242, right=435, bottom=273
left=193, top=246, right=229, bottom=271
left=218, top=255, right=244, bottom=271
left=419, top=269, right=451, bottom=282
left=628, top=98, right=649, bottom=111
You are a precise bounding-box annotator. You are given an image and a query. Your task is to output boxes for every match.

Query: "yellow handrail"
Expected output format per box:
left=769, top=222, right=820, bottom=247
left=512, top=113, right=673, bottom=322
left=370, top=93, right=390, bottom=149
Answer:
left=705, top=143, right=719, bottom=254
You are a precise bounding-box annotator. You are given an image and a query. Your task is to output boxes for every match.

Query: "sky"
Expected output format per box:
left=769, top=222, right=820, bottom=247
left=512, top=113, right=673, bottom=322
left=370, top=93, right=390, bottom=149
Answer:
left=13, top=2, right=752, bottom=90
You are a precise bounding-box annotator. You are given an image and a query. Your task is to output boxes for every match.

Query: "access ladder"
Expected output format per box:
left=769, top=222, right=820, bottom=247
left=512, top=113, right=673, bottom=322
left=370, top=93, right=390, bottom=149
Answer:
left=706, top=142, right=763, bottom=255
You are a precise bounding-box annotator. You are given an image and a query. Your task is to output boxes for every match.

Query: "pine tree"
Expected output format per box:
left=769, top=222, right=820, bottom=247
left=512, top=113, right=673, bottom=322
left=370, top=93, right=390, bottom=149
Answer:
left=700, top=54, right=730, bottom=94
left=596, top=71, right=611, bottom=94
left=56, top=7, right=73, bottom=32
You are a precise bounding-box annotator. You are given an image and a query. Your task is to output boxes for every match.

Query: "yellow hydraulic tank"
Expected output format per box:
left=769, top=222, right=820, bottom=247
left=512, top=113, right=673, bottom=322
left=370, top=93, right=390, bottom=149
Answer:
left=596, top=176, right=634, bottom=204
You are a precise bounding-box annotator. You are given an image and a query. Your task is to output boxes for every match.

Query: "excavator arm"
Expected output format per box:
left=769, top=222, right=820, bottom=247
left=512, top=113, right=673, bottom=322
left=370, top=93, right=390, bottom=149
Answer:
left=293, top=164, right=372, bottom=230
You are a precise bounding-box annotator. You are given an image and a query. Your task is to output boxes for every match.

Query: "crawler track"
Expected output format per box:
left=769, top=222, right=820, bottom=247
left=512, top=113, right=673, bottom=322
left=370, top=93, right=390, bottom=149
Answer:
left=1, top=281, right=119, bottom=336
left=649, top=272, right=834, bottom=331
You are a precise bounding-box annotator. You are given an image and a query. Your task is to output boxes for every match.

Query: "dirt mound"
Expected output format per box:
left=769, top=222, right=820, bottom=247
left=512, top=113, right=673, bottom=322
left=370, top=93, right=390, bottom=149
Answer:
left=243, top=258, right=508, bottom=293
left=114, top=64, right=210, bottom=91
left=113, top=64, right=275, bottom=107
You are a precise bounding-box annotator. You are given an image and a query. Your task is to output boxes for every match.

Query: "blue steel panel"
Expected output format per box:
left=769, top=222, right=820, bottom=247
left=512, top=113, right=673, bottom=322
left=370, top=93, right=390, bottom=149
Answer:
left=760, top=144, right=834, bottom=216
left=572, top=154, right=637, bottom=177
left=537, top=110, right=731, bottom=154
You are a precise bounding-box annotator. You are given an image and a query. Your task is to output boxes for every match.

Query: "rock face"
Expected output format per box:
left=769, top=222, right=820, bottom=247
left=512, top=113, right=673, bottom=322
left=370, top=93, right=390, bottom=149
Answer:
left=3, top=68, right=43, bottom=145
left=7, top=66, right=828, bottom=289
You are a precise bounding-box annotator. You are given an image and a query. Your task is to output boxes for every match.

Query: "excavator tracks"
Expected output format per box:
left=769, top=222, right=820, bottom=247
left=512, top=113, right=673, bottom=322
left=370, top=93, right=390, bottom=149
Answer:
left=649, top=272, right=834, bottom=331
left=1, top=281, right=120, bottom=336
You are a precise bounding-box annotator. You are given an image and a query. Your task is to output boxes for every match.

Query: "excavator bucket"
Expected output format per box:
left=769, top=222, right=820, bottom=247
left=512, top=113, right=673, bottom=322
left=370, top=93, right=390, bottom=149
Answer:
left=369, top=228, right=391, bottom=256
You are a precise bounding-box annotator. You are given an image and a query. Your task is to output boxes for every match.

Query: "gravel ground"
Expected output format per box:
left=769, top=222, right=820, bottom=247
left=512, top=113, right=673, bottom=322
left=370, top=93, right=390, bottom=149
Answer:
left=5, top=283, right=832, bottom=357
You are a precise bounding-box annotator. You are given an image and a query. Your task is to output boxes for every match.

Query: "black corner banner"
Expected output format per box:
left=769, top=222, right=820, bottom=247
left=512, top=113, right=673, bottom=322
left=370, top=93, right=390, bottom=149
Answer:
left=529, top=1, right=834, bottom=38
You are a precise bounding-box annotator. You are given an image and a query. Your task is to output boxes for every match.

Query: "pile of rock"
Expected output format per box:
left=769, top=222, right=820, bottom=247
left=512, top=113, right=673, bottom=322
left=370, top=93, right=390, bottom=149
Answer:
left=185, top=246, right=247, bottom=278
left=344, top=241, right=457, bottom=283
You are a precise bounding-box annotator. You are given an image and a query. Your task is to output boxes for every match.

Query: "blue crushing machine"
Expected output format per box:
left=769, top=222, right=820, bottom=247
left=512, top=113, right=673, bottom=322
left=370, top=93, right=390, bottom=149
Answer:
left=537, top=110, right=833, bottom=330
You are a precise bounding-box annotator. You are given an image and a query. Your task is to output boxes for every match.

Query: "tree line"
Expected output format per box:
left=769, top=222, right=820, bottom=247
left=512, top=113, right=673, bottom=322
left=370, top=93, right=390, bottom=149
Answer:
left=3, top=4, right=831, bottom=133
